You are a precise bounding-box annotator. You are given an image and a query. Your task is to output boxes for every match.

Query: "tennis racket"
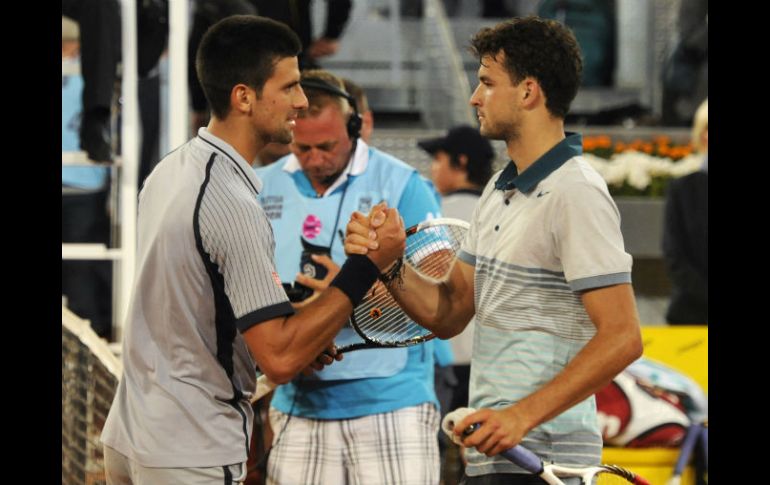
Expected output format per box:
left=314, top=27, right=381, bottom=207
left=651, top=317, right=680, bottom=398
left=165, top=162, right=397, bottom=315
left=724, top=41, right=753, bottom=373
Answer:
left=251, top=217, right=470, bottom=403
left=442, top=407, right=651, bottom=485
left=667, top=421, right=708, bottom=485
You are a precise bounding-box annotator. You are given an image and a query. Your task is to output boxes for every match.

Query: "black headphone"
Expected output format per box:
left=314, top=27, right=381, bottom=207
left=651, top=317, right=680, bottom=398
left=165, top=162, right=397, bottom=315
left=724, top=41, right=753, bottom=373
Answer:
left=299, top=78, right=363, bottom=140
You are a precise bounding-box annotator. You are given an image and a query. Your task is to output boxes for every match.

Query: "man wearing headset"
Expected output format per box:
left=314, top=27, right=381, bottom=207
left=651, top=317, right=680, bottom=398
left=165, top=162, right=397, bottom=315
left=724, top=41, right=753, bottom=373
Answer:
left=254, top=69, right=442, bottom=484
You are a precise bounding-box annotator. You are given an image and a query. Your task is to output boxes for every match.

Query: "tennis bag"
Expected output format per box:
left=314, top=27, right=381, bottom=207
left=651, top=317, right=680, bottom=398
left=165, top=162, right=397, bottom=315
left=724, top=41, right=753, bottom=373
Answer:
left=596, top=370, right=690, bottom=447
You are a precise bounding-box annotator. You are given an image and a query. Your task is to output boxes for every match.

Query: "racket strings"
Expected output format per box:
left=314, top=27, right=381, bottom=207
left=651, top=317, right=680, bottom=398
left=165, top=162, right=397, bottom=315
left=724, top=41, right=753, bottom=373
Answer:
left=354, top=284, right=429, bottom=342
left=351, top=220, right=468, bottom=346
left=405, top=225, right=466, bottom=280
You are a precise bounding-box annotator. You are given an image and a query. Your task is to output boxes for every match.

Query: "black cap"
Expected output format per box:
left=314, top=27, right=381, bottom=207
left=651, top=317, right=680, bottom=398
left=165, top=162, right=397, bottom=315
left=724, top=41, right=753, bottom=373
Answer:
left=417, top=125, right=495, bottom=163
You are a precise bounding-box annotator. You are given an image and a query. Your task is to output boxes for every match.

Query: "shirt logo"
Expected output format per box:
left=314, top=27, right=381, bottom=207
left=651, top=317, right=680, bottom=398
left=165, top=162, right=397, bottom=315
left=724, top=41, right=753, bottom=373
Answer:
left=271, top=271, right=282, bottom=288
left=536, top=190, right=551, bottom=198
left=260, top=195, right=284, bottom=220
left=302, top=214, right=323, bottom=239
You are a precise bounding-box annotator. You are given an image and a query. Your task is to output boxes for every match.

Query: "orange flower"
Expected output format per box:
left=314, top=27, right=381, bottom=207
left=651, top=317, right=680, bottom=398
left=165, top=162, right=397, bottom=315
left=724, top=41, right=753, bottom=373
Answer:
left=653, top=135, right=671, bottom=146
left=583, top=137, right=597, bottom=151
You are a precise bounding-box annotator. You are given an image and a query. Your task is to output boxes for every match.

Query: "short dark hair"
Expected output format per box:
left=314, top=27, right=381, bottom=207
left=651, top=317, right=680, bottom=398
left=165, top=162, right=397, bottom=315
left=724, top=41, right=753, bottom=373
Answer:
left=450, top=153, right=493, bottom=187
left=196, top=15, right=301, bottom=119
left=470, top=16, right=583, bottom=119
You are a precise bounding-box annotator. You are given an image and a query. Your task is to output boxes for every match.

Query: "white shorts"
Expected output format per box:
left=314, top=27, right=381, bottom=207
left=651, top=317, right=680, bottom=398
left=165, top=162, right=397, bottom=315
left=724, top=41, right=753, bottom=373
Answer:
left=103, top=445, right=245, bottom=485
left=267, top=402, right=440, bottom=485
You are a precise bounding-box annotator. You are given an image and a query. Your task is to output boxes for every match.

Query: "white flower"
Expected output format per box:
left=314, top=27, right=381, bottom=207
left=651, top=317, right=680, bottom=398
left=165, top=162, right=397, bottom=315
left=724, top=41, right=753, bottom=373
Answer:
left=585, top=150, right=703, bottom=192
left=669, top=153, right=704, bottom=177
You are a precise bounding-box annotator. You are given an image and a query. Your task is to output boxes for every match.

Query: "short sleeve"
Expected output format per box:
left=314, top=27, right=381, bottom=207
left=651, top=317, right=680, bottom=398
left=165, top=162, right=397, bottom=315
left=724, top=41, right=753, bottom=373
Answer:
left=198, top=172, right=293, bottom=331
left=553, top=181, right=632, bottom=292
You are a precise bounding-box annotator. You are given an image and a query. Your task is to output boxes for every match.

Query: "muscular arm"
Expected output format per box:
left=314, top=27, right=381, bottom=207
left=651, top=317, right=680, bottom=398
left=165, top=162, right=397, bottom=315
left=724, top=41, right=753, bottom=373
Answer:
left=385, top=257, right=476, bottom=339
left=244, top=208, right=405, bottom=385
left=456, top=283, right=643, bottom=456
left=241, top=286, right=353, bottom=384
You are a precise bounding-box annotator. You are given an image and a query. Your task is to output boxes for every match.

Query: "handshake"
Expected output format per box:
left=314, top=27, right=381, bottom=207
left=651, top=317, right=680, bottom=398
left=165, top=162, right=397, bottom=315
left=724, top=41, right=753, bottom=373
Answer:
left=288, top=202, right=406, bottom=306
left=343, top=202, right=406, bottom=272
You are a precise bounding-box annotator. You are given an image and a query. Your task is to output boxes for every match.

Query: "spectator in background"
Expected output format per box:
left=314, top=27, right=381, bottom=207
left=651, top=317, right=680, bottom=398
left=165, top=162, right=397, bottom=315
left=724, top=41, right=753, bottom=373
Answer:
left=342, top=79, right=457, bottom=427
left=255, top=69, right=442, bottom=485
left=418, top=124, right=495, bottom=483
left=189, top=0, right=353, bottom=131
left=62, top=1, right=169, bottom=341
left=62, top=0, right=121, bottom=162
left=662, top=0, right=708, bottom=126
left=663, top=98, right=708, bottom=324
left=253, top=0, right=352, bottom=70
left=61, top=14, right=114, bottom=339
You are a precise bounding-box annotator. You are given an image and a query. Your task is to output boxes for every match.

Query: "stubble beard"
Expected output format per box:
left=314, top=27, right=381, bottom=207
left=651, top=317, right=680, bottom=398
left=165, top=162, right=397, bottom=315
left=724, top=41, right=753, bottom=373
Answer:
left=268, top=127, right=294, bottom=145
left=480, top=119, right=518, bottom=143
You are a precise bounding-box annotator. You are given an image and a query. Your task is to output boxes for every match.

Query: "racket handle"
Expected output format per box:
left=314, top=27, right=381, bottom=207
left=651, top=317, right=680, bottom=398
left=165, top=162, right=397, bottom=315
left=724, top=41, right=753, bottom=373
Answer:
left=250, top=374, right=278, bottom=404
left=671, top=422, right=702, bottom=476
left=443, top=408, right=544, bottom=475
left=500, top=445, right=545, bottom=475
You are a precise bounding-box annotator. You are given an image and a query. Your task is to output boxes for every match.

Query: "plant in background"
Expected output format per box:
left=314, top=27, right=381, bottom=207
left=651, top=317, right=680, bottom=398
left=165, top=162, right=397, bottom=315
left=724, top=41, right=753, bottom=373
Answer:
left=582, top=135, right=704, bottom=197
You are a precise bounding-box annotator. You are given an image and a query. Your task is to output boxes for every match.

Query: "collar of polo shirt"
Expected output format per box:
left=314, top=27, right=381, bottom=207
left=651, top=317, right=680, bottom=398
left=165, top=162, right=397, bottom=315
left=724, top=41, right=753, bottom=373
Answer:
left=494, top=132, right=583, bottom=193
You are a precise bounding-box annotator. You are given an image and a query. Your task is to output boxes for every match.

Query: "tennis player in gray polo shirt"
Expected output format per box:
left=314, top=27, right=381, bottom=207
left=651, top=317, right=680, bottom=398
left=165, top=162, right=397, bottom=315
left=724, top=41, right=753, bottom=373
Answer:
left=346, top=17, right=644, bottom=485
left=101, top=16, right=405, bottom=485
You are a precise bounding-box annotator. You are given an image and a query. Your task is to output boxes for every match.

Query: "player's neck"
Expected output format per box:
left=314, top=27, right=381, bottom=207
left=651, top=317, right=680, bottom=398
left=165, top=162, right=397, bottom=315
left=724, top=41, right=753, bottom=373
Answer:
left=507, top=120, right=565, bottom=174
left=207, top=118, right=262, bottom=167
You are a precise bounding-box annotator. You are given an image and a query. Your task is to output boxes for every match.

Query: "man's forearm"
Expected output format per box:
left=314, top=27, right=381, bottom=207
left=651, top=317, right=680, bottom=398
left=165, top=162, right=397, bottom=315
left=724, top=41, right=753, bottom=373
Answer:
left=507, top=284, right=643, bottom=432
left=509, top=322, right=643, bottom=433
left=386, top=262, right=475, bottom=339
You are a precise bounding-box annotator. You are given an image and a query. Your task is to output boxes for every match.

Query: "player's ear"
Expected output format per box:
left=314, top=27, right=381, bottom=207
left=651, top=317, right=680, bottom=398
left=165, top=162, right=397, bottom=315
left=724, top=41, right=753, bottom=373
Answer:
left=231, top=84, right=253, bottom=115
left=520, top=78, right=540, bottom=108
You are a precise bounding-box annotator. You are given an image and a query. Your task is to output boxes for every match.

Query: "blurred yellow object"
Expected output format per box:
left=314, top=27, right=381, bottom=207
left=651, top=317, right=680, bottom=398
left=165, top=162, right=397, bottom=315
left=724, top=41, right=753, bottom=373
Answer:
left=602, top=448, right=696, bottom=485
left=639, top=325, right=708, bottom=393
left=602, top=325, right=708, bottom=485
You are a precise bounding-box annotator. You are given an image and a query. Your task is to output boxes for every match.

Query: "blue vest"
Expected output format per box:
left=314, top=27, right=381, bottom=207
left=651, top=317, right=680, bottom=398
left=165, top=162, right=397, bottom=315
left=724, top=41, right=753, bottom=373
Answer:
left=255, top=146, right=440, bottom=418
left=62, top=72, right=108, bottom=190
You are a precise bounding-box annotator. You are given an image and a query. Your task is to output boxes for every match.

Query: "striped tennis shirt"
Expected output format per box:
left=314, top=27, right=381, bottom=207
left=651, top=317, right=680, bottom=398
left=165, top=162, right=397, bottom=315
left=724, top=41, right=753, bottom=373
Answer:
left=101, top=128, right=294, bottom=468
left=458, top=133, right=632, bottom=476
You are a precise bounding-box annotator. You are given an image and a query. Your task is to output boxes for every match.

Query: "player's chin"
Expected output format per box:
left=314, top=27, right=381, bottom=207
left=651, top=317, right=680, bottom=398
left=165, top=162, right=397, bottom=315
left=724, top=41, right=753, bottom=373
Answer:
left=479, top=124, right=503, bottom=141
left=270, top=128, right=294, bottom=145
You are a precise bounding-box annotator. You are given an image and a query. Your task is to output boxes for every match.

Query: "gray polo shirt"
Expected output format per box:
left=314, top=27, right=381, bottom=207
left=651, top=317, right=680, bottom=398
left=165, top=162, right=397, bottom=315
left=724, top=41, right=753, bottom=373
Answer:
left=101, top=128, right=294, bottom=468
left=458, top=133, right=632, bottom=476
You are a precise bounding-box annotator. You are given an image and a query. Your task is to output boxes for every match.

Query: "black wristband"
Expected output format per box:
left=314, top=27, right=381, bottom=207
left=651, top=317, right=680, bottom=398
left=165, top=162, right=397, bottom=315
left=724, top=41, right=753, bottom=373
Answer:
left=378, top=257, right=404, bottom=288
left=330, top=254, right=380, bottom=306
